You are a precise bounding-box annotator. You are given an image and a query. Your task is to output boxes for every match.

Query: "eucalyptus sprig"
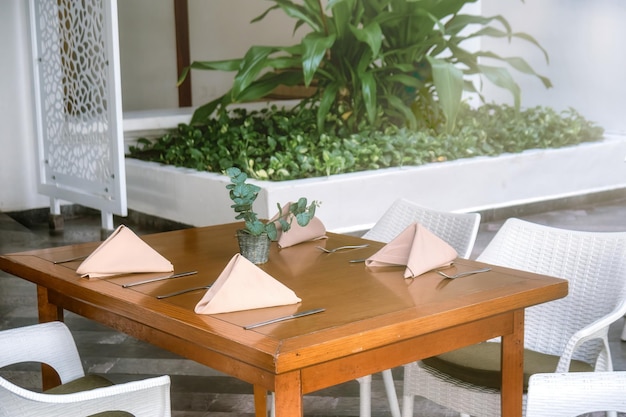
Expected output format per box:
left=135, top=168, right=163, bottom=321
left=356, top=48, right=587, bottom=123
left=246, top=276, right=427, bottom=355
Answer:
left=226, top=166, right=319, bottom=240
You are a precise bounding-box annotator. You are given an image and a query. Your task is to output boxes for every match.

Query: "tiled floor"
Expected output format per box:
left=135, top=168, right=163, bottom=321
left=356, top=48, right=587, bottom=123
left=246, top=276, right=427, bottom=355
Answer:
left=1, top=193, right=626, bottom=416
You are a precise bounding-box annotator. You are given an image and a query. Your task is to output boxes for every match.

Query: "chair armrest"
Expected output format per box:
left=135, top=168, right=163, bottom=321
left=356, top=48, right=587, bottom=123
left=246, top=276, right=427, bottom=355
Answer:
left=0, top=375, right=171, bottom=417
left=527, top=372, right=626, bottom=416
left=557, top=300, right=626, bottom=372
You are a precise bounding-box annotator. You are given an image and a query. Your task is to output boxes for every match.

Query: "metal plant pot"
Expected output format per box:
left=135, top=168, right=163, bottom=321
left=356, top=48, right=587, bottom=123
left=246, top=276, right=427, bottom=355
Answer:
left=236, top=230, right=271, bottom=264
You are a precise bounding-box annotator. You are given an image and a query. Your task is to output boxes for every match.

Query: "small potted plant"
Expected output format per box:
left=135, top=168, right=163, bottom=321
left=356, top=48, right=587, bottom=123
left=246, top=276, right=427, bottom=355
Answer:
left=226, top=166, right=319, bottom=264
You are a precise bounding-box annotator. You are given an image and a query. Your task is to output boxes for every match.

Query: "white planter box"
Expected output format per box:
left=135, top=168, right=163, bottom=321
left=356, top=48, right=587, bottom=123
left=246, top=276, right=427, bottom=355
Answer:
left=125, top=134, right=626, bottom=233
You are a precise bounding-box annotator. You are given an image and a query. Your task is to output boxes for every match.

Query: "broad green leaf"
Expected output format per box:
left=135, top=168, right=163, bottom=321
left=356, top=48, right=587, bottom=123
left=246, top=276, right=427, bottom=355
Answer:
left=274, top=0, right=322, bottom=31
left=478, top=64, right=521, bottom=109
left=387, top=73, right=424, bottom=89
left=236, top=71, right=306, bottom=102
left=302, top=32, right=337, bottom=86
left=350, top=21, right=383, bottom=57
left=232, top=46, right=276, bottom=99
left=385, top=94, right=417, bottom=129
left=317, top=83, right=339, bottom=131
left=427, top=56, right=463, bottom=133
left=177, top=59, right=242, bottom=86
left=447, top=14, right=511, bottom=37
left=360, top=70, right=377, bottom=125
left=190, top=96, right=228, bottom=125
left=251, top=4, right=280, bottom=24
left=478, top=52, right=552, bottom=88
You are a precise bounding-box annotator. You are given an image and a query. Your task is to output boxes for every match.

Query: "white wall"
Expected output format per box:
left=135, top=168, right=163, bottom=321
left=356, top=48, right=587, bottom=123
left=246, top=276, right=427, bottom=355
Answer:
left=118, top=0, right=304, bottom=111
left=480, top=0, right=626, bottom=134
left=117, top=0, right=179, bottom=111
left=2, top=0, right=625, bottom=213
left=0, top=1, right=48, bottom=212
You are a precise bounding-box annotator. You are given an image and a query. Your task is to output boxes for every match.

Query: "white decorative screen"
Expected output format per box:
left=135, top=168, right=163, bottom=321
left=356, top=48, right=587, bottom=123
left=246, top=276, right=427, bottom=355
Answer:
left=29, top=0, right=126, bottom=217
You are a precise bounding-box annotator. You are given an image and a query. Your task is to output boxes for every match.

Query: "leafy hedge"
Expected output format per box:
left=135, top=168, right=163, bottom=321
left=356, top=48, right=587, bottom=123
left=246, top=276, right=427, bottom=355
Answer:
left=127, top=103, right=604, bottom=181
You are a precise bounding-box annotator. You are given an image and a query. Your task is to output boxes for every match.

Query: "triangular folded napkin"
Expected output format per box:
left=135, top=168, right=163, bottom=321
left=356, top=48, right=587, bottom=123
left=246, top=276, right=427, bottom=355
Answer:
left=271, top=203, right=327, bottom=248
left=194, top=253, right=302, bottom=314
left=76, top=225, right=173, bottom=279
left=365, top=223, right=458, bottom=278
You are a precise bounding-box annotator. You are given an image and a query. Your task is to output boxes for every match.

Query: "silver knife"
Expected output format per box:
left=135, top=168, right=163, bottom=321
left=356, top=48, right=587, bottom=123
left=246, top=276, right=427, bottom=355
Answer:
left=243, top=308, right=326, bottom=330
left=122, top=271, right=198, bottom=288
left=156, top=284, right=212, bottom=299
left=53, top=254, right=88, bottom=264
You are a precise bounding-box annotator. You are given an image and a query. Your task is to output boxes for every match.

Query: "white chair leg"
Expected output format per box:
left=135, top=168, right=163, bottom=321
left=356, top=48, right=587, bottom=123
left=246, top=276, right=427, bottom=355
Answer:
left=267, top=392, right=275, bottom=417
left=621, top=319, right=626, bottom=341
left=357, top=375, right=372, bottom=417
left=401, top=392, right=414, bottom=417
left=382, top=369, right=401, bottom=417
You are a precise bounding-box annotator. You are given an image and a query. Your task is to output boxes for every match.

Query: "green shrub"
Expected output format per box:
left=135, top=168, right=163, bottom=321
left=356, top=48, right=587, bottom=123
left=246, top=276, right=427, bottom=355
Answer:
left=181, top=0, right=550, bottom=134
left=127, top=103, right=604, bottom=181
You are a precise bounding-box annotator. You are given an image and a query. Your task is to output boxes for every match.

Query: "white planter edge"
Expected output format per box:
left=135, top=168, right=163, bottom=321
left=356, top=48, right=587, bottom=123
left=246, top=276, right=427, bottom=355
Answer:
left=125, top=134, right=626, bottom=233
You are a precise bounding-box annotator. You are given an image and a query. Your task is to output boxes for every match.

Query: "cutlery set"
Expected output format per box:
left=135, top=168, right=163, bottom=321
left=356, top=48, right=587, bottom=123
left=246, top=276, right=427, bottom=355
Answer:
left=50, top=242, right=488, bottom=330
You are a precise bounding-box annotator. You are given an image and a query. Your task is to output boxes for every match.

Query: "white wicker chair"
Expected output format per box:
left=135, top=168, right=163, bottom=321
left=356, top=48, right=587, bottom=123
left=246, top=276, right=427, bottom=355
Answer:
left=357, top=198, right=481, bottom=417
left=526, top=372, right=626, bottom=417
left=0, top=321, right=172, bottom=417
left=362, top=198, right=481, bottom=259
left=401, top=218, right=626, bottom=417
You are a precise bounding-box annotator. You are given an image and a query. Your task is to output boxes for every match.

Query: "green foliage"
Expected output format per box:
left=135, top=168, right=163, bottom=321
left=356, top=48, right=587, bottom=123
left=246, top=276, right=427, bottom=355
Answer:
left=225, top=166, right=319, bottom=238
left=127, top=103, right=605, bottom=181
left=179, top=0, right=550, bottom=134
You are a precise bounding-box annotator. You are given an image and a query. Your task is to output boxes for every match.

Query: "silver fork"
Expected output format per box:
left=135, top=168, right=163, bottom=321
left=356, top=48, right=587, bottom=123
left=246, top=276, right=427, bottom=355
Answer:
left=437, top=267, right=491, bottom=279
left=316, top=244, right=369, bottom=253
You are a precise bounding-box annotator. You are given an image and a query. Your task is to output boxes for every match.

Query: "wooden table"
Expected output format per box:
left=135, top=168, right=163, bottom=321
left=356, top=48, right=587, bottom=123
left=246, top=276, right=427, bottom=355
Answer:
left=0, top=223, right=568, bottom=417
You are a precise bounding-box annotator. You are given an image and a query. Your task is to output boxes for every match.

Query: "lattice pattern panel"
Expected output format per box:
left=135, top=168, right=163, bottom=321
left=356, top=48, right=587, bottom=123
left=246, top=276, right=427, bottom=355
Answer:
left=31, top=0, right=126, bottom=214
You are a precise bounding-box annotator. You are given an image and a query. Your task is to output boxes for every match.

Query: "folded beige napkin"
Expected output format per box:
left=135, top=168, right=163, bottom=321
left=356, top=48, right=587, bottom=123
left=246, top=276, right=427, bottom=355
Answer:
left=76, top=225, right=173, bottom=279
left=365, top=222, right=458, bottom=278
left=194, top=253, right=302, bottom=314
left=271, top=203, right=327, bottom=248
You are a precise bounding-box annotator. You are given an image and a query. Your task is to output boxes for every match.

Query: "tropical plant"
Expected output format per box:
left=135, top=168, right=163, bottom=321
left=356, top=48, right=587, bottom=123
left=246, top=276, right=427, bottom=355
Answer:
left=178, top=0, right=551, bottom=134
left=226, top=166, right=319, bottom=239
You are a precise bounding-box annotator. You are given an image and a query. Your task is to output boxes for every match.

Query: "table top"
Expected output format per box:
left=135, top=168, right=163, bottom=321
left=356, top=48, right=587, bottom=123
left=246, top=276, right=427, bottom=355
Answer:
left=0, top=222, right=568, bottom=376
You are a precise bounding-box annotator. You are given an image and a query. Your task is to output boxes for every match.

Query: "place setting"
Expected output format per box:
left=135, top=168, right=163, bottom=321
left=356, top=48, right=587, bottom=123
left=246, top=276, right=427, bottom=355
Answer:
left=62, top=223, right=326, bottom=331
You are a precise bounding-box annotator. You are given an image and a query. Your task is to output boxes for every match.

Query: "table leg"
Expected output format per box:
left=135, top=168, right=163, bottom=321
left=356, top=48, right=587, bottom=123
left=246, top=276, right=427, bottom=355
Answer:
left=274, top=371, right=303, bottom=417
left=37, top=285, right=64, bottom=389
left=501, top=309, right=525, bottom=417
left=253, top=385, right=268, bottom=417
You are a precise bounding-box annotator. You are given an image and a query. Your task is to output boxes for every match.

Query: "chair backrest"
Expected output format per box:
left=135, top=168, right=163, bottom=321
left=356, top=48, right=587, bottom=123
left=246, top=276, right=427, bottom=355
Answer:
left=477, top=218, right=626, bottom=364
left=362, top=198, right=481, bottom=259
left=0, top=321, right=84, bottom=383
left=526, top=372, right=626, bottom=416
left=0, top=322, right=172, bottom=417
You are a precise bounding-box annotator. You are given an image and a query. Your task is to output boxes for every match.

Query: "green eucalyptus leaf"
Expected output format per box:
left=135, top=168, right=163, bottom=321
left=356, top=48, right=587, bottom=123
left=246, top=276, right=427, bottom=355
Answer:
left=266, top=222, right=278, bottom=241
left=295, top=212, right=312, bottom=227
left=246, top=220, right=266, bottom=236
